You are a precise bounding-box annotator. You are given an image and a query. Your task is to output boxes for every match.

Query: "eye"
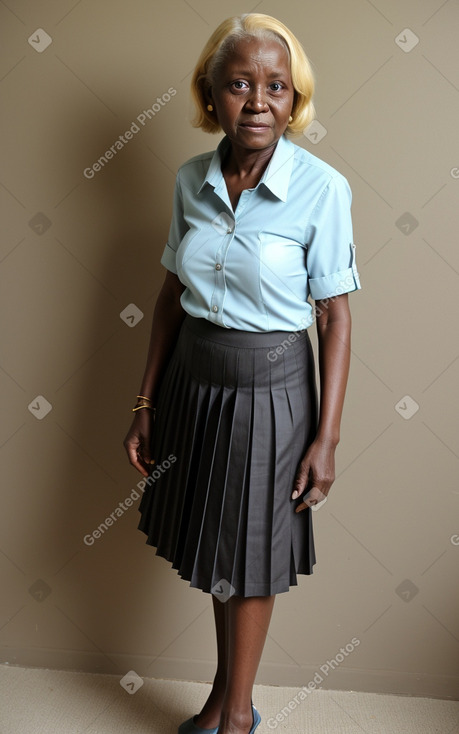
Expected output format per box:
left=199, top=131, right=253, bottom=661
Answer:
left=269, top=82, right=283, bottom=92
left=230, top=80, right=249, bottom=91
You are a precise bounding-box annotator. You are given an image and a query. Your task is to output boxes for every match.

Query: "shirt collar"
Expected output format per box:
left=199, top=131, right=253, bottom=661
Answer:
left=197, top=133, right=295, bottom=203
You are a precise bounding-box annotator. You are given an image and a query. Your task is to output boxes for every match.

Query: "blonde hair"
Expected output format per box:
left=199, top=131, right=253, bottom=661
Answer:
left=190, top=13, right=315, bottom=135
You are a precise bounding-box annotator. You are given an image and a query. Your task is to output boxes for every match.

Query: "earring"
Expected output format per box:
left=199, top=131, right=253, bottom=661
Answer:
left=207, top=104, right=214, bottom=112
left=288, top=115, right=293, bottom=122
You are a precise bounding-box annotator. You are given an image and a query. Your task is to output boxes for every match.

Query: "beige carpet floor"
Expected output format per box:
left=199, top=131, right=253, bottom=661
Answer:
left=0, top=664, right=458, bottom=734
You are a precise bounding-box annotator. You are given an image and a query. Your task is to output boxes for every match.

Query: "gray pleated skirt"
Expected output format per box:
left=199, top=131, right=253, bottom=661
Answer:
left=137, top=314, right=318, bottom=597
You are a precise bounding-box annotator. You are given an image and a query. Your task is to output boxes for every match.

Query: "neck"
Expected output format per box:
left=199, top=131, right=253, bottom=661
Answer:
left=223, top=139, right=279, bottom=181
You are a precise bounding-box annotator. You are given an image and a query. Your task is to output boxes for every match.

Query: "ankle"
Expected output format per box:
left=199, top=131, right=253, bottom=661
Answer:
left=219, top=704, right=253, bottom=732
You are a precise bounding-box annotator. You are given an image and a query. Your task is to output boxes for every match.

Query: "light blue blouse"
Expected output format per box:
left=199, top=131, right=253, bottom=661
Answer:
left=161, top=133, right=361, bottom=332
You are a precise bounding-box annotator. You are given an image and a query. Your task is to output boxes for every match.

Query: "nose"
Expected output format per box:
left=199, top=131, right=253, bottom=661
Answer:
left=245, top=85, right=269, bottom=112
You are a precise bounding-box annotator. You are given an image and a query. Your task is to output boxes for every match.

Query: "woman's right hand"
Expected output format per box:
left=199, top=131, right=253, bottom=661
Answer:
left=123, top=409, right=155, bottom=477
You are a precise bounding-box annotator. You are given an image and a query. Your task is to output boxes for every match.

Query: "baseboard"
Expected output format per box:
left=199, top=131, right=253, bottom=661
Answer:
left=1, top=647, right=457, bottom=700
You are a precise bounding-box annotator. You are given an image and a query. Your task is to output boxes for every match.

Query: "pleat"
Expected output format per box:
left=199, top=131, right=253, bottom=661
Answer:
left=243, top=352, right=272, bottom=593
left=181, top=381, right=228, bottom=585
left=226, top=384, right=253, bottom=593
left=137, top=314, right=318, bottom=597
left=185, top=345, right=254, bottom=592
left=289, top=334, right=318, bottom=577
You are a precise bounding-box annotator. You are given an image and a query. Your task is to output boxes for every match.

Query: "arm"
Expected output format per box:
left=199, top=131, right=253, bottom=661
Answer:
left=292, top=293, right=352, bottom=510
left=123, top=270, right=186, bottom=476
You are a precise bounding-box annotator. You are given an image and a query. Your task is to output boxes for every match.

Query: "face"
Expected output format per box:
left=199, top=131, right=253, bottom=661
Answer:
left=207, top=37, right=295, bottom=153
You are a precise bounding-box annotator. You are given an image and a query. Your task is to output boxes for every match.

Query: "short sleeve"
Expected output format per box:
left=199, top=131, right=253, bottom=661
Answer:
left=160, top=171, right=189, bottom=274
left=305, top=174, right=361, bottom=300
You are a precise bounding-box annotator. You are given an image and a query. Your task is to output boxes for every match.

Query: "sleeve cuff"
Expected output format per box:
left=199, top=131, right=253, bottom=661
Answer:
left=160, top=243, right=178, bottom=274
left=309, top=266, right=361, bottom=300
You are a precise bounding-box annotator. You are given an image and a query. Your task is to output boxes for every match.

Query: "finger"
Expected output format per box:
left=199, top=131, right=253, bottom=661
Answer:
left=295, top=488, right=328, bottom=513
left=136, top=445, right=157, bottom=474
left=126, top=444, right=150, bottom=477
left=295, top=501, right=309, bottom=513
left=141, top=445, right=156, bottom=467
left=295, top=497, right=319, bottom=513
left=307, top=486, right=328, bottom=503
left=136, top=433, right=154, bottom=467
left=291, top=462, right=311, bottom=499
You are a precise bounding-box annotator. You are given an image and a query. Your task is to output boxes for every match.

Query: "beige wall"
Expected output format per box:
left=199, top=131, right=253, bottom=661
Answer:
left=1, top=0, right=458, bottom=703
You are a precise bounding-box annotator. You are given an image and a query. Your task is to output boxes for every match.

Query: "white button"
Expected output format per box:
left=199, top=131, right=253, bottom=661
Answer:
left=212, top=305, right=218, bottom=312
left=227, top=227, right=233, bottom=234
left=215, top=263, right=222, bottom=270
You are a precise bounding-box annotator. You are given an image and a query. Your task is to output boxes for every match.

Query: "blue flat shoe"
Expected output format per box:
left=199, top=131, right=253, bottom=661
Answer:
left=178, top=715, right=218, bottom=734
left=249, top=703, right=261, bottom=733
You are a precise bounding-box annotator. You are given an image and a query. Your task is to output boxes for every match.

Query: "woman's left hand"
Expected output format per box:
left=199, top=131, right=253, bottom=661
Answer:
left=291, top=439, right=336, bottom=513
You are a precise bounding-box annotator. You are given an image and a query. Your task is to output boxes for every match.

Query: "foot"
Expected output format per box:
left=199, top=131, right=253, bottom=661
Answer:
left=193, top=680, right=226, bottom=730
left=216, top=703, right=259, bottom=734
left=178, top=715, right=218, bottom=734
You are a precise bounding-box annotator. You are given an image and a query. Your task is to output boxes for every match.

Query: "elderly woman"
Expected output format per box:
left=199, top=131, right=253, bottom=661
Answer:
left=124, top=12, right=361, bottom=734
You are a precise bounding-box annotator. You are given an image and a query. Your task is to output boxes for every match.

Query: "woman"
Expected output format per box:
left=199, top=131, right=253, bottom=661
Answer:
left=124, top=13, right=361, bottom=734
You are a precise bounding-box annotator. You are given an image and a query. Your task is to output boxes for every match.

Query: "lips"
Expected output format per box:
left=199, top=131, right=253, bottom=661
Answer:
left=239, top=122, right=271, bottom=130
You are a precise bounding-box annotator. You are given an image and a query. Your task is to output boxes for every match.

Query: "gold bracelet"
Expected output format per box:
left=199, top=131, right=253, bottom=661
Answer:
left=132, top=404, right=156, bottom=413
left=134, top=397, right=152, bottom=407
left=136, top=395, right=152, bottom=402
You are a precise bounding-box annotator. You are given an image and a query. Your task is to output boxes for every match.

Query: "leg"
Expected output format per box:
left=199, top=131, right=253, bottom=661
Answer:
left=195, top=595, right=229, bottom=729
left=219, top=594, right=275, bottom=734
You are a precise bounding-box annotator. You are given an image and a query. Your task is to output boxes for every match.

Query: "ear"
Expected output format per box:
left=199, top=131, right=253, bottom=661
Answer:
left=204, top=84, right=213, bottom=106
